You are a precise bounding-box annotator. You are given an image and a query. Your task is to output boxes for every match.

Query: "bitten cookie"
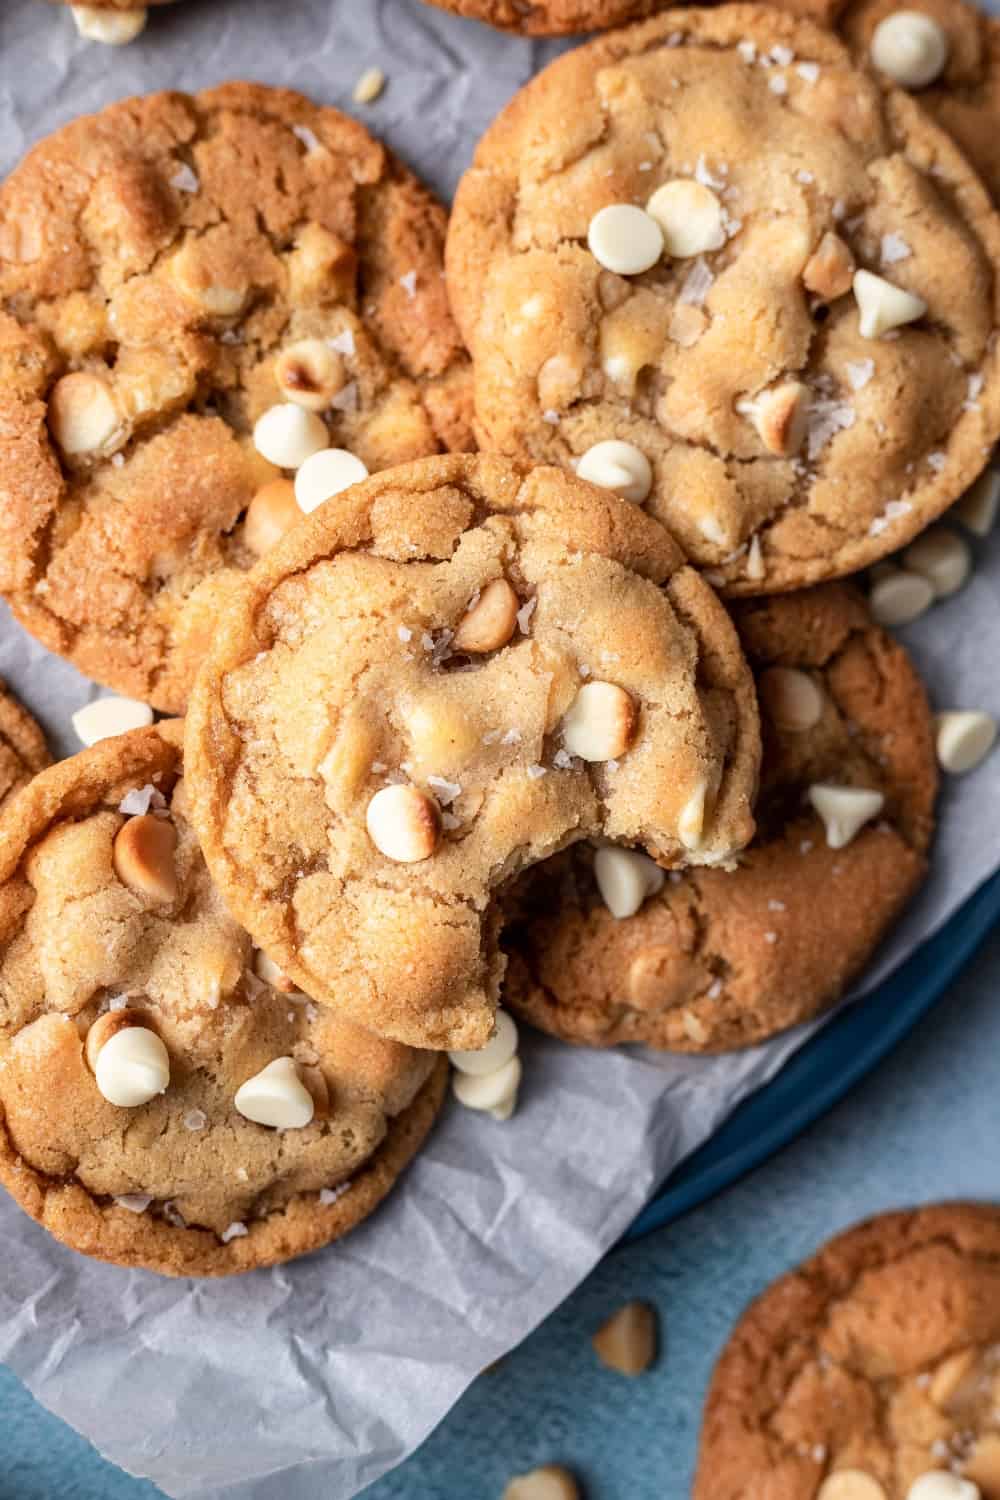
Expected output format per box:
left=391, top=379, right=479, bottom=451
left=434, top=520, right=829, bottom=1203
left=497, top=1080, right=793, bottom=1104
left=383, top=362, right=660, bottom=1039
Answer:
left=503, top=584, right=936, bottom=1051
left=0, top=83, right=472, bottom=713
left=0, top=721, right=446, bottom=1277
left=184, top=453, right=760, bottom=1053
left=693, top=1203, right=1000, bottom=1498
left=0, top=680, right=50, bottom=811
left=446, top=5, right=1000, bottom=591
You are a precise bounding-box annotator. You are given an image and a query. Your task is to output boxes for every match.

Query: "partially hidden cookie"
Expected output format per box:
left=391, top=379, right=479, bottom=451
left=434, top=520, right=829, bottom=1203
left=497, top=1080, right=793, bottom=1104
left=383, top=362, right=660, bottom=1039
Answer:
left=0, top=720, right=446, bottom=1277
left=0, top=82, right=472, bottom=714
left=0, top=679, right=50, bottom=811
left=693, top=1203, right=1000, bottom=1498
left=503, top=584, right=936, bottom=1051
left=420, top=0, right=838, bottom=35
left=184, top=453, right=761, bottom=1052
left=446, top=5, right=1000, bottom=591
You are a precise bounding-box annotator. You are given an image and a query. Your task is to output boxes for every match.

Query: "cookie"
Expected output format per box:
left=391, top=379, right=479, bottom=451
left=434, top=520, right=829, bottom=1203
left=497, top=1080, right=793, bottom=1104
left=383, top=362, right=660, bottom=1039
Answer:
left=184, top=453, right=761, bottom=1053
left=0, top=720, right=446, bottom=1277
left=0, top=83, right=472, bottom=715
left=420, top=0, right=838, bottom=35
left=0, top=680, right=50, bottom=811
left=503, top=584, right=936, bottom=1051
left=446, top=5, right=1000, bottom=592
left=693, top=1203, right=1000, bottom=1498
left=837, top=0, right=1000, bottom=205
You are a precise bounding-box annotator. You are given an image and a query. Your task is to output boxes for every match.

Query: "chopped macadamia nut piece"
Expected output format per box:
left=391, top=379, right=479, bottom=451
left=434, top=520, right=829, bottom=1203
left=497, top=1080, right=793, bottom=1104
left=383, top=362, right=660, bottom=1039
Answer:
left=803, top=232, right=855, bottom=301
left=366, top=784, right=440, bottom=862
left=294, top=449, right=368, bottom=514
left=71, top=696, right=153, bottom=746
left=747, top=381, right=809, bottom=456
left=71, top=5, right=147, bottom=44
left=244, top=479, right=301, bottom=557
left=113, top=814, right=179, bottom=904
left=453, top=578, right=520, bottom=653
left=646, top=180, right=726, bottom=258
left=234, top=1057, right=315, bottom=1130
left=561, top=681, right=637, bottom=762
left=449, top=1010, right=518, bottom=1076
left=93, top=1025, right=170, bottom=1108
left=935, top=710, right=997, bottom=773
left=503, top=1466, right=580, bottom=1500
left=576, top=440, right=652, bottom=504
left=854, top=270, right=927, bottom=339
left=902, top=526, right=971, bottom=598
left=594, top=847, right=665, bottom=919
left=274, top=339, right=344, bottom=410
left=252, top=403, right=328, bottom=469
left=592, top=1300, right=659, bottom=1375
left=870, top=11, right=949, bottom=89
left=808, top=783, right=885, bottom=848
left=587, top=204, right=663, bottom=276
left=48, top=371, right=125, bottom=457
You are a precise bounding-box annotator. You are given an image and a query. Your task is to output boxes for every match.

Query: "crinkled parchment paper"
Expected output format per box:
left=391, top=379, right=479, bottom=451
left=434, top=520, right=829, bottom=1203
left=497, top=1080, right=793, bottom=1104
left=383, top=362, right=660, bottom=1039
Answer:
left=0, top=2, right=998, bottom=1496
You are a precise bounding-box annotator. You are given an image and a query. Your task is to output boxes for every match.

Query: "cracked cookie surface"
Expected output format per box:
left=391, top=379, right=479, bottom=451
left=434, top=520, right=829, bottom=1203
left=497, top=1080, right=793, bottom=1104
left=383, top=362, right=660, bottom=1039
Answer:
left=0, top=720, right=444, bottom=1277
left=0, top=82, right=472, bottom=714
left=446, top=4, right=1000, bottom=591
left=184, top=453, right=760, bottom=1052
left=693, top=1203, right=1000, bottom=1499
left=0, top=680, right=50, bottom=812
left=503, top=584, right=936, bottom=1052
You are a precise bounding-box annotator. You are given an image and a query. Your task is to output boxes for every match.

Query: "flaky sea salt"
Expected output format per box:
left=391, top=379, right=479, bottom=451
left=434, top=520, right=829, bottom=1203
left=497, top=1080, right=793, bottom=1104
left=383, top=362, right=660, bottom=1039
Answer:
left=329, top=381, right=359, bottom=413
left=796, top=61, right=819, bottom=82
left=107, top=994, right=129, bottom=1012
left=737, top=40, right=756, bottom=63
left=806, top=397, right=855, bottom=460
left=768, top=899, right=786, bottom=912
left=399, top=270, right=418, bottom=299
left=881, top=232, right=911, bottom=265
left=771, top=44, right=794, bottom=64
left=220, top=1221, right=248, bottom=1244
left=427, top=775, right=461, bottom=806
left=502, top=728, right=522, bottom=746
left=695, top=154, right=727, bottom=190
left=516, top=597, right=537, bottom=634
left=845, top=359, right=875, bottom=392
left=769, top=75, right=788, bottom=95
left=114, top=1195, right=152, bottom=1214
left=169, top=163, right=199, bottom=193
left=118, top=783, right=165, bottom=816
left=526, top=764, right=547, bottom=780
left=552, top=749, right=575, bottom=770
left=678, top=258, right=714, bottom=306
left=327, top=329, right=355, bottom=357
left=397, top=625, right=413, bottom=643
left=319, top=1183, right=352, bottom=1206
left=184, top=1109, right=207, bottom=1132
left=542, top=409, right=561, bottom=425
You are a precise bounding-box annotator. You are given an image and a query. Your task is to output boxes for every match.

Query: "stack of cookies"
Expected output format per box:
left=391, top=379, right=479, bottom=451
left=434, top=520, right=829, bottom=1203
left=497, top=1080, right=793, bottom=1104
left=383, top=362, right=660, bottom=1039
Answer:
left=0, top=1, right=995, bottom=1321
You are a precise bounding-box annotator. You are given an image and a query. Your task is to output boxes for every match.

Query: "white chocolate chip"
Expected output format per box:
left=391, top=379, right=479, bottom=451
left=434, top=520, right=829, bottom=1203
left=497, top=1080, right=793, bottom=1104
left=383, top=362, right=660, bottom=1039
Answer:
left=503, top=1466, right=580, bottom=1500
left=274, top=339, right=344, bottom=411
left=677, top=779, right=709, bottom=851
left=449, top=1010, right=518, bottom=1076
left=366, top=783, right=440, bottom=862
left=902, top=526, right=971, bottom=598
left=353, top=67, right=386, bottom=104
left=71, top=695, right=153, bottom=746
left=869, top=568, right=934, bottom=626
left=955, top=469, right=999, bottom=536
left=576, top=440, right=653, bottom=504
left=94, top=1025, right=170, bottom=1108
left=113, top=814, right=178, bottom=904
left=817, top=1475, right=888, bottom=1500
left=591, top=1301, right=658, bottom=1375
left=870, top=10, right=949, bottom=88
left=71, top=4, right=147, bottom=44
left=587, top=204, right=663, bottom=276
left=453, top=578, right=520, bottom=654
left=294, top=449, right=369, bottom=514
left=254, top=949, right=296, bottom=992
left=646, top=179, right=725, bottom=258
left=593, top=847, right=665, bottom=919
left=808, top=783, right=885, bottom=848
left=935, top=710, right=997, bottom=773
left=234, top=1057, right=315, bottom=1129
left=561, top=681, right=637, bottom=762
left=252, top=403, right=328, bottom=469
left=745, top=381, right=810, bottom=456
left=907, top=1476, right=980, bottom=1500
left=48, top=371, right=125, bottom=457
left=759, top=667, right=824, bottom=731
left=452, top=1055, right=522, bottom=1114
left=853, top=269, right=927, bottom=339
left=243, top=479, right=301, bottom=557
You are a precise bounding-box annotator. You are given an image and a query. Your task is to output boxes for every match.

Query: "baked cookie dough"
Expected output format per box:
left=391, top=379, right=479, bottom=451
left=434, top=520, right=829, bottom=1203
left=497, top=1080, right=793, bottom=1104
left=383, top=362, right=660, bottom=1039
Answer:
left=0, top=720, right=445, bottom=1277
left=184, top=453, right=760, bottom=1052
left=693, top=1203, right=1000, bottom=1499
left=0, top=680, right=50, bottom=811
left=503, top=584, right=936, bottom=1051
left=446, top=5, right=1000, bottom=591
left=0, top=83, right=472, bottom=714
left=420, top=0, right=839, bottom=35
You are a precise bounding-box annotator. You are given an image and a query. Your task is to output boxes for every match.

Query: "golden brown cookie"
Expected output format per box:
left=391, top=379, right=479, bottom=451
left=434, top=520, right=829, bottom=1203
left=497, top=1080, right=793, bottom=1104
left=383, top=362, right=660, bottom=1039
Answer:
left=420, top=0, right=839, bottom=34
left=184, top=453, right=760, bottom=1053
left=0, top=680, right=50, bottom=811
left=503, top=584, right=936, bottom=1052
left=693, top=1203, right=1000, bottom=1498
left=0, top=720, right=446, bottom=1277
left=446, top=5, right=1000, bottom=592
left=0, top=83, right=472, bottom=714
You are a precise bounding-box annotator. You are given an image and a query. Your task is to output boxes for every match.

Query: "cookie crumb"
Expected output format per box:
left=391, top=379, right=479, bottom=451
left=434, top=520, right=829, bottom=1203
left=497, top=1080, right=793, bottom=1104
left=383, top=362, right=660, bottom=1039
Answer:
left=592, top=1300, right=659, bottom=1375
left=353, top=67, right=386, bottom=106
left=169, top=163, right=199, bottom=194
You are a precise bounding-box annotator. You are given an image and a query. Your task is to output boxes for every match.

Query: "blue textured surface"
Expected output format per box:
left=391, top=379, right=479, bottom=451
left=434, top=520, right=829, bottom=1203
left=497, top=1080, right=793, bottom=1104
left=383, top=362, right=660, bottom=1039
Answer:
left=2, top=918, right=998, bottom=1499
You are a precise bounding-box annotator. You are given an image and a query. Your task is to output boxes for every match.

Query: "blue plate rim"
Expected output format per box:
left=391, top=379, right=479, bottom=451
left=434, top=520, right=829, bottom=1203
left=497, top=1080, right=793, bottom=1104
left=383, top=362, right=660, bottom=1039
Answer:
left=621, top=870, right=1000, bottom=1244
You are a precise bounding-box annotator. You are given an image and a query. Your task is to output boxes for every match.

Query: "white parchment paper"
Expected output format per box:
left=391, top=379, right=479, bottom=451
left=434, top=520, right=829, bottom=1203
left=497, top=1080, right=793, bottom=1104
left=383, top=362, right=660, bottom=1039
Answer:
left=0, top=2, right=998, bottom=1496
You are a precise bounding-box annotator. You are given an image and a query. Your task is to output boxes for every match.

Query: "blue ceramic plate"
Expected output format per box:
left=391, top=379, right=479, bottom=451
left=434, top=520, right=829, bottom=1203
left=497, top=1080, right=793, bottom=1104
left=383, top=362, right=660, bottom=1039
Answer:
left=623, top=871, right=1000, bottom=1243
